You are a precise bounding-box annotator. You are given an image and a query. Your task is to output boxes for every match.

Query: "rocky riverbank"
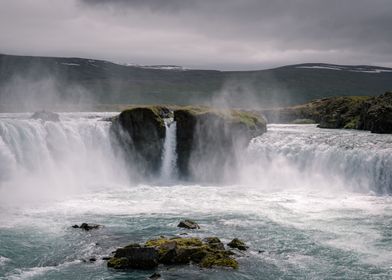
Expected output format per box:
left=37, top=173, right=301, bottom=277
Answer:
left=261, top=91, right=392, bottom=133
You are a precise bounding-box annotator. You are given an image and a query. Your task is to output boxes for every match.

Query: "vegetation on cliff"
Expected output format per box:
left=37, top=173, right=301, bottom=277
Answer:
left=261, top=92, right=392, bottom=134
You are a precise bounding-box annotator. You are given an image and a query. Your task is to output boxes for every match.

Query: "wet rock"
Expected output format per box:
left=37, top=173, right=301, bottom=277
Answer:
left=203, top=237, right=225, bottom=251
left=72, top=223, right=101, bottom=231
left=31, top=110, right=60, bottom=122
left=227, top=238, right=248, bottom=251
left=89, top=257, right=96, bottom=262
left=108, top=236, right=239, bottom=270
left=177, top=220, right=200, bottom=229
left=110, top=106, right=167, bottom=176
left=149, top=273, right=161, bottom=280
left=108, top=247, right=159, bottom=269
left=174, top=107, right=266, bottom=181
left=102, top=257, right=111, bottom=260
left=147, top=237, right=237, bottom=269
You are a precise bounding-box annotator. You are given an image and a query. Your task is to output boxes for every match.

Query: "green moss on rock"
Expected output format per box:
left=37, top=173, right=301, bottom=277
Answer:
left=107, top=257, right=129, bottom=269
left=200, top=252, right=238, bottom=269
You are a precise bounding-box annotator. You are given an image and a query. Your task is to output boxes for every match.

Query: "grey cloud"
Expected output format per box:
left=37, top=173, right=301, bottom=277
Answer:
left=0, top=0, right=391, bottom=69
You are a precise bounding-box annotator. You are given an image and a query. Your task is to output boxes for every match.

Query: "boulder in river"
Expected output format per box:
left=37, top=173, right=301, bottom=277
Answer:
left=72, top=223, right=101, bottom=231
left=108, top=246, right=158, bottom=269
left=227, top=238, right=248, bottom=251
left=107, top=236, right=239, bottom=270
left=177, top=219, right=200, bottom=229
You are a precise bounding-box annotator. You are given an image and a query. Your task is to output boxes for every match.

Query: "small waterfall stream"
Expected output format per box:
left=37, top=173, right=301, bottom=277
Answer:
left=160, top=118, right=178, bottom=182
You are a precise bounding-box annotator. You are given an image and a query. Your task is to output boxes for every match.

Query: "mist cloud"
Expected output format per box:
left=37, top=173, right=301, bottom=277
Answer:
left=0, top=0, right=391, bottom=69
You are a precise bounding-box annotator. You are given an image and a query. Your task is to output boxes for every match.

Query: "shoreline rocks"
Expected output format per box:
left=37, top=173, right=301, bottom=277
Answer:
left=261, top=91, right=392, bottom=134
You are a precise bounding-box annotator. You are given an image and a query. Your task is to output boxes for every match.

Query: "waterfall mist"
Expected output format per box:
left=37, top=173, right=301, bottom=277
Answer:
left=0, top=113, right=131, bottom=204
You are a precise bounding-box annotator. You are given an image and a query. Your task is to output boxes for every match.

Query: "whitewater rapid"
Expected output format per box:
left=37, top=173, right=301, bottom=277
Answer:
left=0, top=114, right=392, bottom=279
left=0, top=113, right=130, bottom=203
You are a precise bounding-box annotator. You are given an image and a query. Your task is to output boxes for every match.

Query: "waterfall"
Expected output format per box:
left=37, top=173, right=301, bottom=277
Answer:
left=160, top=118, right=178, bottom=182
left=241, top=124, right=392, bottom=194
left=0, top=113, right=130, bottom=202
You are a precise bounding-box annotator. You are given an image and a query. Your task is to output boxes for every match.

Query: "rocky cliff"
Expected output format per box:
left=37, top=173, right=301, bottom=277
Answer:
left=261, top=92, right=392, bottom=133
left=111, top=105, right=266, bottom=181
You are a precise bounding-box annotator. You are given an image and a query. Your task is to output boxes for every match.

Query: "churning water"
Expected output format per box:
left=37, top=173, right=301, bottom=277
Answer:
left=0, top=114, right=391, bottom=280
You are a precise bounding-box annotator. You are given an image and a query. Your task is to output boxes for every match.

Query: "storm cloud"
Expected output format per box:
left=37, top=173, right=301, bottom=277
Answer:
left=0, top=0, right=391, bottom=69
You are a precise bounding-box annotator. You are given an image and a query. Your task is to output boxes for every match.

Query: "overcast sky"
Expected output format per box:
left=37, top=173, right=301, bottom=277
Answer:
left=0, top=0, right=391, bottom=70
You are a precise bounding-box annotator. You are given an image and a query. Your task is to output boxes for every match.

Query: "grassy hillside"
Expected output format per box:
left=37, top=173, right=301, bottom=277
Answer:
left=0, top=54, right=391, bottom=111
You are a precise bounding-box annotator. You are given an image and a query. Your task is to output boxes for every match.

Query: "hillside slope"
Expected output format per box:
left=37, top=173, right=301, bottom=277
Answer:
left=0, top=54, right=391, bottom=111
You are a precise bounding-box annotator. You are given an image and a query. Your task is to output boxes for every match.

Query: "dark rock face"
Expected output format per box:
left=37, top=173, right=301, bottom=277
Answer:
left=174, top=107, right=266, bottom=181
left=358, top=92, right=392, bottom=133
left=111, top=106, right=167, bottom=176
left=111, top=105, right=266, bottom=181
left=177, top=220, right=200, bottom=230
left=108, top=247, right=159, bottom=269
left=149, top=273, right=161, bottom=280
left=31, top=111, right=60, bottom=122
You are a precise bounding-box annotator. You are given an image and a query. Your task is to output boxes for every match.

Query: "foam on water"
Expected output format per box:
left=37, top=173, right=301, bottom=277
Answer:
left=1, top=116, right=392, bottom=279
left=241, top=124, right=392, bottom=194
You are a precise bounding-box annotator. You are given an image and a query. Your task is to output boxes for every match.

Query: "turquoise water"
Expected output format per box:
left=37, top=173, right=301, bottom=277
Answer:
left=1, top=115, right=392, bottom=279
left=1, top=187, right=392, bottom=279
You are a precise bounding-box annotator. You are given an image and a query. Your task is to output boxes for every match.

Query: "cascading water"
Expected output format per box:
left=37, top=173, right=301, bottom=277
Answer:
left=1, top=117, right=392, bottom=280
left=160, top=117, right=178, bottom=183
left=0, top=113, right=130, bottom=203
left=241, top=124, right=392, bottom=194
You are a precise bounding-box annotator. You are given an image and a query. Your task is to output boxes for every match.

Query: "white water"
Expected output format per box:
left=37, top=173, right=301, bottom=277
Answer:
left=0, top=113, right=130, bottom=204
left=239, top=124, right=392, bottom=194
left=1, top=116, right=392, bottom=279
left=160, top=118, right=178, bottom=183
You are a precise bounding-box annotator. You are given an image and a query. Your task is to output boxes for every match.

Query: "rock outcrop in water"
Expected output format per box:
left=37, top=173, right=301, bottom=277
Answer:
left=261, top=92, right=392, bottom=133
left=174, top=106, right=266, bottom=181
left=111, top=106, right=169, bottom=175
left=107, top=236, right=239, bottom=270
left=111, top=105, right=266, bottom=180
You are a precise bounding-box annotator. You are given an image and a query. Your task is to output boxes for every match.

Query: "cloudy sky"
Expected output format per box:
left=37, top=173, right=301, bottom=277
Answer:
left=0, top=0, right=391, bottom=70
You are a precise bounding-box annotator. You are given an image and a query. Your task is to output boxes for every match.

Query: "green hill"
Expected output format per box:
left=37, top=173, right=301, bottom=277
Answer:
left=0, top=54, right=391, bottom=111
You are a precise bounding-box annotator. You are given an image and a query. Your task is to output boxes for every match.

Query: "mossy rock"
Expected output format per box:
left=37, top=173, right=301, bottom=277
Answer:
left=144, top=236, right=239, bottom=269
left=107, top=257, right=129, bottom=269
left=200, top=252, right=238, bottom=269
left=227, top=238, right=248, bottom=251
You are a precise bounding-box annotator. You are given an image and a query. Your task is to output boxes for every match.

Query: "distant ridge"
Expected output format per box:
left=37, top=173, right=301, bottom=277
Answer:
left=0, top=53, right=391, bottom=110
